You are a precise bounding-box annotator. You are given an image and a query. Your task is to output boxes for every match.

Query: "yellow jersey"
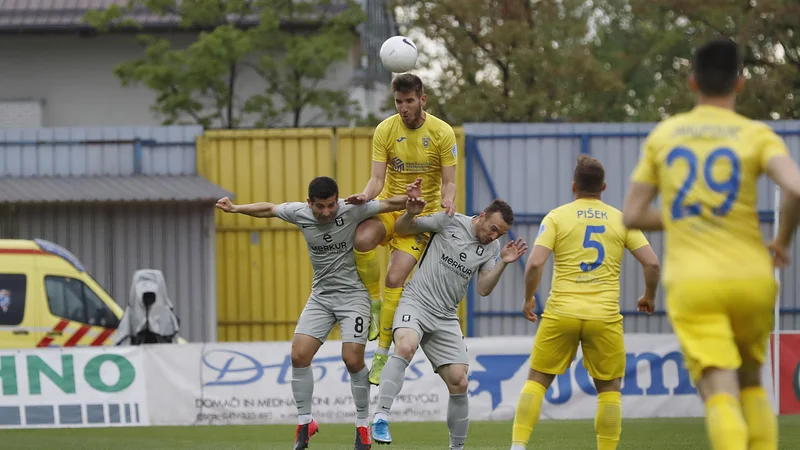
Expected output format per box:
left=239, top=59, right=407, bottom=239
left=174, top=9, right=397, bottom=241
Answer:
left=373, top=112, right=457, bottom=215
left=535, top=198, right=650, bottom=321
left=631, top=105, right=789, bottom=286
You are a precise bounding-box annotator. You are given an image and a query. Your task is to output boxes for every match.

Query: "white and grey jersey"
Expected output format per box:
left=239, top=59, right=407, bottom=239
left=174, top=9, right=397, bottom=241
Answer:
left=274, top=200, right=381, bottom=300
left=402, top=212, right=501, bottom=318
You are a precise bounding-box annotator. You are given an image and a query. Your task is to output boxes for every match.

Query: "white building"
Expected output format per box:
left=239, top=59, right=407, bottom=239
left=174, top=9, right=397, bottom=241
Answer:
left=0, top=0, right=397, bottom=128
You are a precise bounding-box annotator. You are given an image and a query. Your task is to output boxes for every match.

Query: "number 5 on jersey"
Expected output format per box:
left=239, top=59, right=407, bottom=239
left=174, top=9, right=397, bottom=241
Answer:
left=581, top=225, right=605, bottom=272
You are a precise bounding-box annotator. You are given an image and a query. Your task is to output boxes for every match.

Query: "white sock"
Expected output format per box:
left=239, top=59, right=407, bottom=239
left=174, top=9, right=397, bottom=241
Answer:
left=298, top=413, right=312, bottom=425
left=376, top=347, right=389, bottom=357
left=374, top=412, right=389, bottom=423
left=356, top=418, right=370, bottom=428
left=511, top=444, right=526, bottom=450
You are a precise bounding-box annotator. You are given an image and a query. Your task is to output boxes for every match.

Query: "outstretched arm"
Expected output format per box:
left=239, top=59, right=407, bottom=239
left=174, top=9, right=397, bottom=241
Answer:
left=394, top=198, right=430, bottom=235
left=377, top=195, right=409, bottom=213
left=622, top=183, right=663, bottom=230
left=216, top=197, right=277, bottom=218
left=346, top=162, right=388, bottom=204
left=766, top=156, right=800, bottom=256
left=522, top=245, right=552, bottom=322
left=441, top=165, right=457, bottom=216
left=477, top=238, right=528, bottom=296
left=630, top=244, right=660, bottom=314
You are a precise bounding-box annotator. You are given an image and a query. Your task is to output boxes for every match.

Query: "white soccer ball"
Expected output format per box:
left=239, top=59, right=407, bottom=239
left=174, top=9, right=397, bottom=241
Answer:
left=380, top=35, right=418, bottom=73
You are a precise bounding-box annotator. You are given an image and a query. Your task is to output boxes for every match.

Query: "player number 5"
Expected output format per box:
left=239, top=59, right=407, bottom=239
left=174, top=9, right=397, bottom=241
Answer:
left=668, top=146, right=741, bottom=220
left=581, top=225, right=605, bottom=272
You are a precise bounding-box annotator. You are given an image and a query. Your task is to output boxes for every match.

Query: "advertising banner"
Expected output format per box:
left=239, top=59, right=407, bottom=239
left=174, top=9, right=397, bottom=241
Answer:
left=0, top=347, right=148, bottom=428
left=144, top=334, right=767, bottom=425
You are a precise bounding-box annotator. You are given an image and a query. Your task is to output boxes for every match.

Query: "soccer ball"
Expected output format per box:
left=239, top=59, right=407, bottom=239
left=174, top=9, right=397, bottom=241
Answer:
left=380, top=36, right=418, bottom=73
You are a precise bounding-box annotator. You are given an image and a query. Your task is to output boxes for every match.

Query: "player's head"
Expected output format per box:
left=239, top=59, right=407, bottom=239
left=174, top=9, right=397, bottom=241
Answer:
left=307, top=176, right=339, bottom=223
left=572, top=154, right=606, bottom=198
left=392, top=73, right=427, bottom=128
left=476, top=199, right=514, bottom=245
left=689, top=38, right=744, bottom=99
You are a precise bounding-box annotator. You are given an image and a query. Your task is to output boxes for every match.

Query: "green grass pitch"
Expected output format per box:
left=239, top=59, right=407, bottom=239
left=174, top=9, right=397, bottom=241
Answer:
left=1, top=416, right=799, bottom=449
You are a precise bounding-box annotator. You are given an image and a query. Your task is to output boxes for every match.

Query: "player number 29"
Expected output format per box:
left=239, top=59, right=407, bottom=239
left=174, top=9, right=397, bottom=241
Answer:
left=668, top=146, right=741, bottom=220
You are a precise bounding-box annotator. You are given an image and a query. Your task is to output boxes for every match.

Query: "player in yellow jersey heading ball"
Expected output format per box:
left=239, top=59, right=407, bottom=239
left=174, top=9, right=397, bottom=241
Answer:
left=345, top=73, right=458, bottom=385
left=510, top=155, right=661, bottom=450
left=623, top=38, right=800, bottom=450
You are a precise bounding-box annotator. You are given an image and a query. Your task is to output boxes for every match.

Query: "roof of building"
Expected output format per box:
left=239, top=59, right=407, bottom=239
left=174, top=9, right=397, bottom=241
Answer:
left=0, top=174, right=232, bottom=204
left=0, top=0, right=351, bottom=33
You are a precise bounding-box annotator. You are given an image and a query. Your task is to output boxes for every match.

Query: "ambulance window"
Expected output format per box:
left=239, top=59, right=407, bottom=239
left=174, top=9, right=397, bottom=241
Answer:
left=44, top=276, right=118, bottom=329
left=0, top=274, right=26, bottom=326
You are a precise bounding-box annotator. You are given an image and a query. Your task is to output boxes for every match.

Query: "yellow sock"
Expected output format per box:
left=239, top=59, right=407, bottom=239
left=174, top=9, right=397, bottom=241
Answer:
left=378, top=286, right=403, bottom=350
left=705, top=393, right=748, bottom=450
left=741, top=386, right=777, bottom=450
left=511, top=380, right=547, bottom=446
left=595, top=391, right=622, bottom=450
left=354, top=249, right=382, bottom=301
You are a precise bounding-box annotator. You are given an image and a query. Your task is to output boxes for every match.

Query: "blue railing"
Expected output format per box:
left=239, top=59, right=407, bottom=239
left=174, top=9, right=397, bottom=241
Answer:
left=0, top=138, right=195, bottom=175
left=464, top=129, right=800, bottom=336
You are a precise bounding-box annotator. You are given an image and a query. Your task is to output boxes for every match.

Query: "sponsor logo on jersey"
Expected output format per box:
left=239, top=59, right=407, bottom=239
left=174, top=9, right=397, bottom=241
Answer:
left=391, top=156, right=405, bottom=172
left=440, top=253, right=474, bottom=280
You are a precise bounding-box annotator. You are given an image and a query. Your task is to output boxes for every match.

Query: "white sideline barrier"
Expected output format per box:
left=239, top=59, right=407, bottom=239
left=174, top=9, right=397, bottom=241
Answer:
left=0, top=334, right=774, bottom=428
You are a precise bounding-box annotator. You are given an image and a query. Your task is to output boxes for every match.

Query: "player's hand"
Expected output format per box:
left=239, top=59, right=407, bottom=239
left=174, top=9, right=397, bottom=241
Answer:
left=441, top=199, right=456, bottom=217
left=406, top=178, right=422, bottom=200
left=501, top=238, right=528, bottom=263
left=345, top=193, right=368, bottom=205
left=215, top=197, right=236, bottom=213
left=769, top=239, right=791, bottom=268
left=406, top=197, right=427, bottom=215
left=522, top=299, right=538, bottom=323
left=637, top=295, right=655, bottom=315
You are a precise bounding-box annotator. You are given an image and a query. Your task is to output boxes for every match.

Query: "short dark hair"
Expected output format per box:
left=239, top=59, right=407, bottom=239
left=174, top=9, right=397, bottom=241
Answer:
left=693, top=38, right=742, bottom=97
left=574, top=154, right=605, bottom=194
left=484, top=199, right=514, bottom=225
left=307, top=176, right=339, bottom=202
left=391, top=73, right=425, bottom=98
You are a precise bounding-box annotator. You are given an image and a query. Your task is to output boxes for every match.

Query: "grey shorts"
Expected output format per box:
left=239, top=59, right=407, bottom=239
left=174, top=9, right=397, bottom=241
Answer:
left=295, top=295, right=371, bottom=345
left=392, top=300, right=469, bottom=371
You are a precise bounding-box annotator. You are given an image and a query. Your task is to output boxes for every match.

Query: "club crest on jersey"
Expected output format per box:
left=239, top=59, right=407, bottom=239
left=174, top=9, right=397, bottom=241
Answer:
left=402, top=314, right=411, bottom=322
left=391, top=156, right=405, bottom=172
left=422, top=137, right=429, bottom=147
left=476, top=246, right=484, bottom=256
left=0, top=290, right=10, bottom=313
left=335, top=217, right=344, bottom=226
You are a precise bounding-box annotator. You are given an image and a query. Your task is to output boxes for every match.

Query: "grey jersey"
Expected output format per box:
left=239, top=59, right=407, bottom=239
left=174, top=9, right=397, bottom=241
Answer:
left=275, top=200, right=381, bottom=299
left=403, top=212, right=501, bottom=318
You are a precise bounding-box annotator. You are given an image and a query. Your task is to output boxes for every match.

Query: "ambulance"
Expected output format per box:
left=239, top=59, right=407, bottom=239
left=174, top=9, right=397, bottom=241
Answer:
left=0, top=239, right=123, bottom=349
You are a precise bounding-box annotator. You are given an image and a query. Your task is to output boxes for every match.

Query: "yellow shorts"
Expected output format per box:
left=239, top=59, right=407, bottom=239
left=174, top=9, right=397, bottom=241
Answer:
left=375, top=210, right=431, bottom=260
left=666, top=278, right=776, bottom=382
left=529, top=313, right=625, bottom=381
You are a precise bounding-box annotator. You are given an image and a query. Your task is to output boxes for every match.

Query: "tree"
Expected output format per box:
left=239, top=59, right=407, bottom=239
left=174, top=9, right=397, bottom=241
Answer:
left=84, top=0, right=366, bottom=128
left=391, top=0, right=626, bottom=124
left=592, top=0, right=800, bottom=121
left=393, top=0, right=800, bottom=123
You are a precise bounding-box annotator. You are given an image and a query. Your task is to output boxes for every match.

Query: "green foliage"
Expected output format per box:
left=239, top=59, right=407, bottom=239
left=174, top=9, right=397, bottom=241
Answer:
left=84, top=0, right=365, bottom=128
left=392, top=0, right=800, bottom=123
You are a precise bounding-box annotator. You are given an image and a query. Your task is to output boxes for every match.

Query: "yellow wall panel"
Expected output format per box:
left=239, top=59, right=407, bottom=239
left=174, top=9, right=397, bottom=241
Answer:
left=199, top=126, right=471, bottom=342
